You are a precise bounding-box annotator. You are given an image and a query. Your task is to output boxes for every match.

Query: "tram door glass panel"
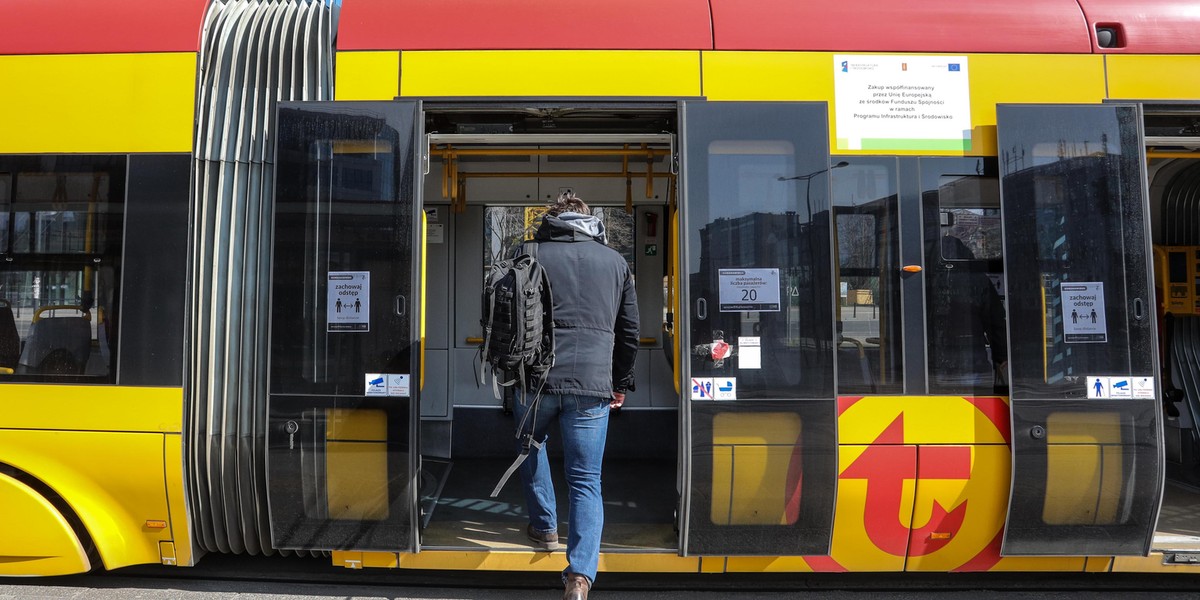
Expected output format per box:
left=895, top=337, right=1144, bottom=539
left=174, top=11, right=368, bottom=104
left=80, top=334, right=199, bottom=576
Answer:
left=997, top=104, right=1162, bottom=556
left=832, top=158, right=903, bottom=394
left=0, top=157, right=125, bottom=382
left=920, top=158, right=1008, bottom=395
left=267, top=101, right=422, bottom=552
left=681, top=101, right=836, bottom=556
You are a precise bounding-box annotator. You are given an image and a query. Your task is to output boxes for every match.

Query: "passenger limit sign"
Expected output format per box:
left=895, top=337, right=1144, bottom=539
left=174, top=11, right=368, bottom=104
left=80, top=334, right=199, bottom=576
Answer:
left=719, top=268, right=781, bottom=312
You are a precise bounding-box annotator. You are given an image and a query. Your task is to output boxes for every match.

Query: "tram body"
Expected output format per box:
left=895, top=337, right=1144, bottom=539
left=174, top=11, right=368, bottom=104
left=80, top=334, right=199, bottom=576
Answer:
left=3, top=0, right=1200, bottom=578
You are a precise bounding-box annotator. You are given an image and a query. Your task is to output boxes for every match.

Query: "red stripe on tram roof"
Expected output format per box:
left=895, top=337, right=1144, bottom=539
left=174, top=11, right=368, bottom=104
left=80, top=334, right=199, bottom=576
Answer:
left=710, top=0, right=1092, bottom=53
left=0, top=0, right=209, bottom=55
left=337, top=0, right=714, bottom=51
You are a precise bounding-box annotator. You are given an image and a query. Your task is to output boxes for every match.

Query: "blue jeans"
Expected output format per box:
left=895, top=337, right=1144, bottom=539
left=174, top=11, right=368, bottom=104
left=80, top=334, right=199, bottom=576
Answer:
left=514, top=391, right=610, bottom=585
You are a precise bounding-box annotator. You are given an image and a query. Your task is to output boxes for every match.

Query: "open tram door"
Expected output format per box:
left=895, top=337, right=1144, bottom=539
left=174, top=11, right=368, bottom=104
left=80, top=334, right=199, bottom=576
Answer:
left=678, top=101, right=838, bottom=555
left=265, top=101, right=423, bottom=552
left=996, top=103, right=1165, bottom=556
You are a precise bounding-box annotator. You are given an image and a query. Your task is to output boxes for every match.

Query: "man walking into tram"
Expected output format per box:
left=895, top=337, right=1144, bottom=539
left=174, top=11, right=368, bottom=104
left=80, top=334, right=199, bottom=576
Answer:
left=515, top=192, right=640, bottom=600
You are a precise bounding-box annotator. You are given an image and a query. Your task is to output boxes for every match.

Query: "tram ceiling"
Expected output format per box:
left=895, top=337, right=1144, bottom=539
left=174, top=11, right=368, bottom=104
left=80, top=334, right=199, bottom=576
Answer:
left=423, top=104, right=677, bottom=136
left=426, top=134, right=675, bottom=211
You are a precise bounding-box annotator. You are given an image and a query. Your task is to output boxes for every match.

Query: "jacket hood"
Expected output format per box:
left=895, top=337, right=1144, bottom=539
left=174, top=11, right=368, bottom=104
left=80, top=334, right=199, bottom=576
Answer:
left=537, top=212, right=607, bottom=245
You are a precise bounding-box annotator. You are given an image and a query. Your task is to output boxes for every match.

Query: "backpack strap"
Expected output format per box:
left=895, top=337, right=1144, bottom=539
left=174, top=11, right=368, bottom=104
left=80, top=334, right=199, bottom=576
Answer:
left=490, top=381, right=546, bottom=497
left=479, top=280, right=498, bottom=386
left=532, top=242, right=555, bottom=381
left=490, top=435, right=542, bottom=497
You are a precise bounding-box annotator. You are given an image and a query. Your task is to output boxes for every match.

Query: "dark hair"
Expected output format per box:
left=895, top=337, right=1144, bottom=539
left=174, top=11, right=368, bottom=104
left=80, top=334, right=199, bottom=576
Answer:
left=547, top=191, right=589, bottom=216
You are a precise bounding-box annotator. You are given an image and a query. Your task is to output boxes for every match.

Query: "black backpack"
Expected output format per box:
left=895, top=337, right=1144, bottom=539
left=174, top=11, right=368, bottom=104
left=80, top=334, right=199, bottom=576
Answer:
left=479, top=241, right=555, bottom=395
left=480, top=241, right=556, bottom=498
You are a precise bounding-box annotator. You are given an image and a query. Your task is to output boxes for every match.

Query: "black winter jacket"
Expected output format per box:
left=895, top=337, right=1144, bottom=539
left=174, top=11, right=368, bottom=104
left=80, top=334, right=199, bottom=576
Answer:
left=534, top=213, right=640, bottom=398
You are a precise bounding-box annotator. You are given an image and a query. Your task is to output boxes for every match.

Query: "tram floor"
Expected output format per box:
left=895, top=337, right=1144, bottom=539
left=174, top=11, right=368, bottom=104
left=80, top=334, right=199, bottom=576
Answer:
left=1153, top=479, right=1200, bottom=551
left=419, top=456, right=678, bottom=551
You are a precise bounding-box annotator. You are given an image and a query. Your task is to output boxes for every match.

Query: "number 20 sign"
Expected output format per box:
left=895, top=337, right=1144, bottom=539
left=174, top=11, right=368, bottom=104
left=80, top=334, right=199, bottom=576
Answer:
left=718, top=268, right=781, bottom=312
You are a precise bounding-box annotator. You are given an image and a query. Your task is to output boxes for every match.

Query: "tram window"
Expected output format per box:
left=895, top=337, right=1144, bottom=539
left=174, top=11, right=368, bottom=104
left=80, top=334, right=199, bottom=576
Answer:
left=832, top=159, right=902, bottom=394
left=482, top=205, right=635, bottom=271
left=923, top=164, right=1007, bottom=395
left=0, top=157, right=125, bottom=382
left=935, top=175, right=1002, bottom=261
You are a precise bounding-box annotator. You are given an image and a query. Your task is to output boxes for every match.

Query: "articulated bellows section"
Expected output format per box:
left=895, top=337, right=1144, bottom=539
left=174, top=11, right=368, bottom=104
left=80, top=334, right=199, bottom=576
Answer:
left=186, top=0, right=335, bottom=557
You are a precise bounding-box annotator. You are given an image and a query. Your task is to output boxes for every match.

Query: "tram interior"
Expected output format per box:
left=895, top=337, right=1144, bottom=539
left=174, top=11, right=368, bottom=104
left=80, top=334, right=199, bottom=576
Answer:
left=415, top=107, right=681, bottom=551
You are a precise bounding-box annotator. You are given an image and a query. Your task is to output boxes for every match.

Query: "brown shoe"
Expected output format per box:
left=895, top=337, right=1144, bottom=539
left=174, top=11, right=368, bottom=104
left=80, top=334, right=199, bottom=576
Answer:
left=527, top=525, right=561, bottom=551
left=563, top=573, right=589, bottom=600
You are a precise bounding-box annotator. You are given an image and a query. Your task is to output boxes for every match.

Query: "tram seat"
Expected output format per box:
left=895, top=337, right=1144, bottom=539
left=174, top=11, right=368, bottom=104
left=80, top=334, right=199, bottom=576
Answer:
left=838, top=336, right=876, bottom=390
left=0, top=300, right=19, bottom=371
left=17, top=308, right=92, bottom=375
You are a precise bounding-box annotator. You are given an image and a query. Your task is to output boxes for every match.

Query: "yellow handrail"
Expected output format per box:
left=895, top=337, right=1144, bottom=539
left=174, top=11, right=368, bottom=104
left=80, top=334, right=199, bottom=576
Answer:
left=32, top=305, right=90, bottom=323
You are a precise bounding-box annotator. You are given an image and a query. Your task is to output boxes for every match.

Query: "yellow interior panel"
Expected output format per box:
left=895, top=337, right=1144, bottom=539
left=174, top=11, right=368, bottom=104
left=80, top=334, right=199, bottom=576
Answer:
left=1043, top=445, right=1103, bottom=525
left=0, top=384, right=182, bottom=433
left=0, top=472, right=90, bottom=576
left=0, top=430, right=171, bottom=571
left=710, top=445, right=734, bottom=524
left=0, top=53, right=196, bottom=153
left=710, top=412, right=803, bottom=526
left=1045, top=411, right=1122, bottom=444
left=712, top=412, right=803, bottom=446
left=400, top=51, right=701, bottom=98
left=326, top=408, right=387, bottom=441
left=719, top=445, right=800, bottom=526
left=335, top=51, right=401, bottom=100
left=1096, top=444, right=1123, bottom=524
left=326, top=440, right=390, bottom=521
left=1043, top=411, right=1125, bottom=526
left=1107, top=55, right=1200, bottom=101
left=325, top=408, right=389, bottom=520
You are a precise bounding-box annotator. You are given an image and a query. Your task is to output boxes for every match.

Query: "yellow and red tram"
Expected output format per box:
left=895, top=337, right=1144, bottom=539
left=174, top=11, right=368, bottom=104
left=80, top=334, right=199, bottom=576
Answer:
left=3, top=0, right=1200, bottom=579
